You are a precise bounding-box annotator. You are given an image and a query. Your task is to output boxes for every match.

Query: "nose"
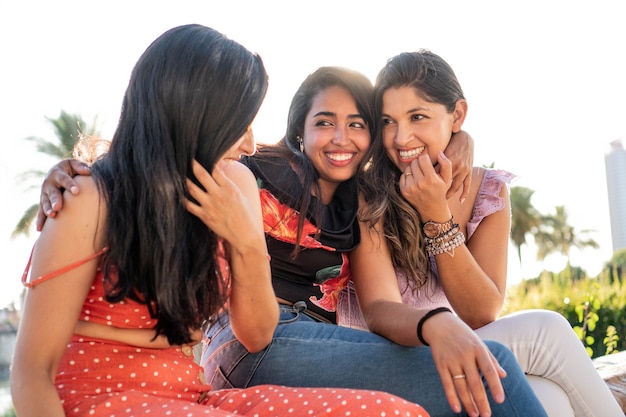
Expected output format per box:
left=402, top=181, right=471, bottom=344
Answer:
left=394, top=122, right=412, bottom=147
left=240, top=128, right=256, bottom=156
left=331, top=126, right=349, bottom=146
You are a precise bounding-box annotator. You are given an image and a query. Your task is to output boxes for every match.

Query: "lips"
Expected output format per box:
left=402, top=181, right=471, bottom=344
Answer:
left=326, top=152, right=355, bottom=162
left=398, top=147, right=425, bottom=161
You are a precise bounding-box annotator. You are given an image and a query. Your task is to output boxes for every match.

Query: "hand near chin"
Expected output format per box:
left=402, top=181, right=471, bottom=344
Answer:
left=400, top=151, right=453, bottom=219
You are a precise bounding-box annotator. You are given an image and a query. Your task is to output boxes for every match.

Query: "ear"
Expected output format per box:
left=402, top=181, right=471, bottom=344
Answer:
left=451, top=99, right=468, bottom=133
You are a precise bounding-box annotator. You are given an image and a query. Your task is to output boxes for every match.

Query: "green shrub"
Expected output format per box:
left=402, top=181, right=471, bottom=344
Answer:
left=503, top=268, right=625, bottom=358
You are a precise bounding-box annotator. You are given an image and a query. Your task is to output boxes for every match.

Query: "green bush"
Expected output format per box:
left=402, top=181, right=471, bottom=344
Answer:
left=503, top=267, right=625, bottom=358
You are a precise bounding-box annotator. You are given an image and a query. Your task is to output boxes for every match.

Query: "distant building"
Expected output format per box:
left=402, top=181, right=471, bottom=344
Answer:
left=605, top=139, right=626, bottom=252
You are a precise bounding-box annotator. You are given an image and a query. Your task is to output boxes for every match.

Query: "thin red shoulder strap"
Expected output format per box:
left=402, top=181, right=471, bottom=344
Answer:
left=22, top=244, right=110, bottom=289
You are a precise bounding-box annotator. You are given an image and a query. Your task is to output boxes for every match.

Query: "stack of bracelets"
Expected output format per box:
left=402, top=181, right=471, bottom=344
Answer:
left=422, top=216, right=466, bottom=257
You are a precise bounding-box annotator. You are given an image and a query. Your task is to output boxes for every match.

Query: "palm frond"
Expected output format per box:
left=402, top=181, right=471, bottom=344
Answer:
left=11, top=204, right=40, bottom=239
left=24, top=136, right=69, bottom=159
left=14, top=169, right=48, bottom=184
left=11, top=110, right=101, bottom=239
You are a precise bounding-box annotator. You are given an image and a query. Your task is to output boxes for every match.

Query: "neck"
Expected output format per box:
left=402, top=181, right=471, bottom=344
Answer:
left=316, top=179, right=339, bottom=205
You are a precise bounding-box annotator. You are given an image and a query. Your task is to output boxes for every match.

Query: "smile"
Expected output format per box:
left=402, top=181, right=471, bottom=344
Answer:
left=398, top=147, right=425, bottom=160
left=326, top=152, right=355, bottom=162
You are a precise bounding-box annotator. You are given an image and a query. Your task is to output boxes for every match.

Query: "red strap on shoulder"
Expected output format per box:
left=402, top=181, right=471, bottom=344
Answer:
left=22, top=244, right=110, bottom=289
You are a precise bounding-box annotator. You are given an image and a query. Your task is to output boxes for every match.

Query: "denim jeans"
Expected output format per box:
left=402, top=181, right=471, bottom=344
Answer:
left=201, top=305, right=547, bottom=417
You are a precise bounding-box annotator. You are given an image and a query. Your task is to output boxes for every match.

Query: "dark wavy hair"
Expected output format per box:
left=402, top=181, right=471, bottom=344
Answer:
left=90, top=24, right=269, bottom=345
left=360, top=50, right=464, bottom=291
left=252, top=66, right=375, bottom=253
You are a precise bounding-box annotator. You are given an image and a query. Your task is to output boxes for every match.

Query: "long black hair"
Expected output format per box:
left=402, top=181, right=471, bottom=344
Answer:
left=91, top=24, right=269, bottom=345
left=250, top=66, right=375, bottom=253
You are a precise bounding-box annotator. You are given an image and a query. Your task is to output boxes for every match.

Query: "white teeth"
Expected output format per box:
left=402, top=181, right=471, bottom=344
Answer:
left=326, top=153, right=354, bottom=161
left=399, top=147, right=424, bottom=159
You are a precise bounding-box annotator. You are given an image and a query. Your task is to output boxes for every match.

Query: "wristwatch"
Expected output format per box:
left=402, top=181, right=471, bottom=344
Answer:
left=422, top=217, right=455, bottom=238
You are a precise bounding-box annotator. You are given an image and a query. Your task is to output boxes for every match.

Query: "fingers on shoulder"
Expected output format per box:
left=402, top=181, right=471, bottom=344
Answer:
left=61, top=176, right=106, bottom=228
left=65, top=176, right=100, bottom=206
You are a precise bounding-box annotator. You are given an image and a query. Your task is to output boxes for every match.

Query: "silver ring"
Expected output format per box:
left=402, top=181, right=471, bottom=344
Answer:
left=404, top=171, right=413, bottom=176
left=452, top=374, right=466, bottom=379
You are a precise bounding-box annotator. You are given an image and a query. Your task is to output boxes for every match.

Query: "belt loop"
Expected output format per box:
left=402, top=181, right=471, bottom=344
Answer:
left=292, top=300, right=307, bottom=313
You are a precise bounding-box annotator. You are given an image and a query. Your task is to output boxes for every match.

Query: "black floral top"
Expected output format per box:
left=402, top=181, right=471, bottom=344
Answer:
left=243, top=155, right=360, bottom=323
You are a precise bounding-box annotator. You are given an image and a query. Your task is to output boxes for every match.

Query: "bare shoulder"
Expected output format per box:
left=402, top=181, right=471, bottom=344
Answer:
left=72, top=175, right=99, bottom=192
left=40, top=174, right=107, bottom=253
left=469, top=167, right=486, bottom=197
left=450, top=167, right=484, bottom=223
left=65, top=175, right=102, bottom=208
left=221, top=159, right=254, bottom=177
left=221, top=160, right=257, bottom=193
left=472, top=166, right=486, bottom=183
left=58, top=175, right=106, bottom=231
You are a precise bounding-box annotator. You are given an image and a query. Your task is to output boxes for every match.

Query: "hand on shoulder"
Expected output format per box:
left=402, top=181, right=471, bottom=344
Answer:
left=55, top=175, right=102, bottom=219
left=40, top=174, right=106, bottom=249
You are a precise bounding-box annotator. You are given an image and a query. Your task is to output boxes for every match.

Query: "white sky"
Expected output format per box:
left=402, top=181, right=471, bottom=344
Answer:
left=1, top=0, right=624, bottom=308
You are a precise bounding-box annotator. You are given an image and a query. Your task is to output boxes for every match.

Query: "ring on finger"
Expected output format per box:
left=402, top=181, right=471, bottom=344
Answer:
left=404, top=171, right=413, bottom=176
left=452, top=374, right=466, bottom=380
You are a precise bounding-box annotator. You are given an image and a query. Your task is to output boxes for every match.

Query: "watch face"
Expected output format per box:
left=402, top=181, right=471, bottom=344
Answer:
left=423, top=222, right=439, bottom=238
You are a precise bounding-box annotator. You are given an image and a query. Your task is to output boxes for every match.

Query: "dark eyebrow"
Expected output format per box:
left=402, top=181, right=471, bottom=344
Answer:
left=406, top=106, right=429, bottom=114
left=312, top=111, right=335, bottom=118
left=381, top=106, right=429, bottom=119
left=312, top=111, right=365, bottom=120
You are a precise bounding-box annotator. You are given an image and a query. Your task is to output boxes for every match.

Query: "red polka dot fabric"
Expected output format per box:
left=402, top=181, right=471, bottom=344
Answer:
left=42, top=262, right=429, bottom=416
left=54, top=337, right=428, bottom=416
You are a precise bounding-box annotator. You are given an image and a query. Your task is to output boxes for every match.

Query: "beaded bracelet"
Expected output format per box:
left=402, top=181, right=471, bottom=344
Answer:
left=417, top=307, right=452, bottom=346
left=425, top=230, right=466, bottom=257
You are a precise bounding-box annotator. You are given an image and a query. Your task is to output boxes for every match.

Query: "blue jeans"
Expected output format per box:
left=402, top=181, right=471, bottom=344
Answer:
left=201, top=305, right=547, bottom=417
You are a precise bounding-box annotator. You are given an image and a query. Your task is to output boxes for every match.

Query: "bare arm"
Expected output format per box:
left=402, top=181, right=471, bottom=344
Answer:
left=11, top=176, right=104, bottom=417
left=444, top=130, right=474, bottom=202
left=402, top=154, right=507, bottom=327
left=435, top=169, right=510, bottom=327
left=350, top=206, right=506, bottom=417
left=36, top=159, right=92, bottom=231
left=185, top=160, right=277, bottom=353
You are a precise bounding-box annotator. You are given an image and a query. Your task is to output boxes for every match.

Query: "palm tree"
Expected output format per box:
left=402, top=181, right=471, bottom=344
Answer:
left=12, top=111, right=99, bottom=238
left=510, top=186, right=541, bottom=266
left=601, top=248, right=626, bottom=283
left=534, top=205, right=599, bottom=272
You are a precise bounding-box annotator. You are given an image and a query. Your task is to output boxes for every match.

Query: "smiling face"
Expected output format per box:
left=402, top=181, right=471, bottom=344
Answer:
left=381, top=86, right=464, bottom=172
left=302, top=85, right=371, bottom=202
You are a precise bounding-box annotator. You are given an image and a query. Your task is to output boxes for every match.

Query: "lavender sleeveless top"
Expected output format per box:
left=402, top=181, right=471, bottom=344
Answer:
left=337, top=169, right=516, bottom=329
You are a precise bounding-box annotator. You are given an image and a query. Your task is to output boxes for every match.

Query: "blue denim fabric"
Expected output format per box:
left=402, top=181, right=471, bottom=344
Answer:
left=202, top=305, right=547, bottom=417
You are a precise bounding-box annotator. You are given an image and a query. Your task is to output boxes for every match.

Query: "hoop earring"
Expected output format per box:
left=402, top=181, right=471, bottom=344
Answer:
left=297, top=136, right=304, bottom=153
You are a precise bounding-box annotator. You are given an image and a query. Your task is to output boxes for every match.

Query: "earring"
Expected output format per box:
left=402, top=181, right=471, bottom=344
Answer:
left=297, top=136, right=304, bottom=153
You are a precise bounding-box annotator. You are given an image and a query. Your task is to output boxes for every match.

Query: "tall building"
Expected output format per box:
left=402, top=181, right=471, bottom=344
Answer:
left=605, top=138, right=626, bottom=252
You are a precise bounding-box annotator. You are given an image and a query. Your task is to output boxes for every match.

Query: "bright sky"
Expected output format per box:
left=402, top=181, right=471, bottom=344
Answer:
left=1, top=0, right=624, bottom=309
